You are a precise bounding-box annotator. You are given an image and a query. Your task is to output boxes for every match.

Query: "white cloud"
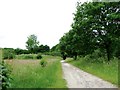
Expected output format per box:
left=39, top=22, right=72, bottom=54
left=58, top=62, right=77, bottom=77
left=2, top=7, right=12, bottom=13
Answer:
left=0, top=0, right=86, bottom=49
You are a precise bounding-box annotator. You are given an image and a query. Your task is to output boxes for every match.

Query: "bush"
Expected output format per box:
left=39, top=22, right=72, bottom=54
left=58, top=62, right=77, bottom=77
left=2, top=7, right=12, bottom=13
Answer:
left=40, top=60, right=47, bottom=67
left=83, top=49, right=106, bottom=63
left=3, top=53, right=15, bottom=60
left=16, top=54, right=43, bottom=60
left=45, top=52, right=61, bottom=56
left=15, top=54, right=35, bottom=59
left=24, top=55, right=33, bottom=59
left=3, top=48, right=15, bottom=60
left=36, top=53, right=42, bottom=59
left=0, top=61, right=12, bottom=89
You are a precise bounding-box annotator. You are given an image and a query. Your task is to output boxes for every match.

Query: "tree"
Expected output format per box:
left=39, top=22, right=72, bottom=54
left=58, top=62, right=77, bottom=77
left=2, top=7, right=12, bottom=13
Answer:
left=26, top=34, right=39, bottom=53
left=59, top=2, right=120, bottom=61
left=38, top=45, right=50, bottom=53
left=14, top=48, right=30, bottom=54
left=84, top=2, right=120, bottom=61
left=51, top=44, right=59, bottom=52
left=3, top=48, right=15, bottom=59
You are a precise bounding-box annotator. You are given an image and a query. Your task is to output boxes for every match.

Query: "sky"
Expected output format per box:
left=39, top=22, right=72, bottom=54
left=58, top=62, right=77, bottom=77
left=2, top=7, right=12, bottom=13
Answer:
left=0, top=0, right=86, bottom=49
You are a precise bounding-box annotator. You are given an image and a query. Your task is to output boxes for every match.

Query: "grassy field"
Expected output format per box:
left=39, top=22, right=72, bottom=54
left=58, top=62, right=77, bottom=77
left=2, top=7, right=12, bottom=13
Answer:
left=0, top=48, right=2, bottom=63
left=66, top=57, right=118, bottom=86
left=6, top=55, right=67, bottom=88
left=15, top=54, right=41, bottom=60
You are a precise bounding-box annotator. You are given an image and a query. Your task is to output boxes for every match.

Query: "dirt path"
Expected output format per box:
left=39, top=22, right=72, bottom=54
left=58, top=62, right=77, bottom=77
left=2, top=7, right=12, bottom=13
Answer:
left=61, top=61, right=117, bottom=88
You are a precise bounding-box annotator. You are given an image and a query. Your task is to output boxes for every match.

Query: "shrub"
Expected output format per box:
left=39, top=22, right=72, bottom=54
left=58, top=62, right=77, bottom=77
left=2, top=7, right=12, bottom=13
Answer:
left=46, top=52, right=61, bottom=56
left=24, top=55, right=33, bottom=59
left=3, top=53, right=15, bottom=60
left=36, top=53, right=42, bottom=59
left=40, top=60, right=47, bottom=67
left=16, top=54, right=35, bottom=59
left=82, top=49, right=108, bottom=63
left=0, top=61, right=12, bottom=89
left=3, top=49, right=15, bottom=60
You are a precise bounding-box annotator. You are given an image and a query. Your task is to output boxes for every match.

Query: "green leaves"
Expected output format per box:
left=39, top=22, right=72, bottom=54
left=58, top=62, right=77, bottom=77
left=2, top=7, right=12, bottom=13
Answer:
left=59, top=2, right=120, bottom=60
left=0, top=62, right=12, bottom=89
left=26, top=34, right=39, bottom=53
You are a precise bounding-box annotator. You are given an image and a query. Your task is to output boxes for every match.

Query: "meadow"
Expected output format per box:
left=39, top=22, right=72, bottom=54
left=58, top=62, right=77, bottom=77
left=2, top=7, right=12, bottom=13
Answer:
left=66, top=57, right=118, bottom=86
left=5, top=55, right=67, bottom=88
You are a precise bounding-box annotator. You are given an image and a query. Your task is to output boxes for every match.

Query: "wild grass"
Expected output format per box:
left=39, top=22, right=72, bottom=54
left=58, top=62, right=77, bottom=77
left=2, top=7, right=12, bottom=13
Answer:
left=15, top=54, right=42, bottom=60
left=6, top=55, right=66, bottom=88
left=0, top=48, right=2, bottom=63
left=66, top=57, right=118, bottom=86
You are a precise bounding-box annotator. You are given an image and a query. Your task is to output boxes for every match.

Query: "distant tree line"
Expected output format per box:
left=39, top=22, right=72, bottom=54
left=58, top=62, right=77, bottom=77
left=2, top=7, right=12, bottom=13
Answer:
left=2, top=45, right=50, bottom=59
left=14, top=45, right=50, bottom=55
left=2, top=34, right=50, bottom=59
left=26, top=34, right=50, bottom=54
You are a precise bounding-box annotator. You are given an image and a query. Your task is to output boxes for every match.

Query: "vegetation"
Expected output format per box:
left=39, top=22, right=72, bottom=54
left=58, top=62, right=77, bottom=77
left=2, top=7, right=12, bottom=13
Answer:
left=0, top=49, right=2, bottom=90
left=26, top=34, right=50, bottom=54
left=6, top=55, right=67, bottom=88
left=40, top=59, right=47, bottom=67
left=0, top=49, right=12, bottom=90
left=66, top=56, right=118, bottom=86
left=44, top=44, right=61, bottom=56
left=36, top=53, right=42, bottom=59
left=15, top=54, right=42, bottom=60
left=1, top=1, right=119, bottom=89
left=26, top=34, right=39, bottom=53
left=3, top=48, right=15, bottom=59
left=14, top=48, right=29, bottom=55
left=0, top=61, right=12, bottom=90
left=57, top=1, right=119, bottom=87
left=59, top=2, right=120, bottom=61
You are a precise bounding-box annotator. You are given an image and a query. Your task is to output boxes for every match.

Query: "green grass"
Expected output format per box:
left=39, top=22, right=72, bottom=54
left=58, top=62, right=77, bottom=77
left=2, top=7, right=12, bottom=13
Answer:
left=0, top=49, right=2, bottom=63
left=15, top=54, right=38, bottom=60
left=6, top=55, right=67, bottom=88
left=66, top=57, right=118, bottom=86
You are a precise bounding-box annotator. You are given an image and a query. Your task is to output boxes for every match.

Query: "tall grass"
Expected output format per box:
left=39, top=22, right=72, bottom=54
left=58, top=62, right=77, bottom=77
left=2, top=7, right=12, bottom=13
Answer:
left=0, top=48, right=2, bottom=90
left=0, top=48, right=2, bottom=63
left=15, top=54, right=42, bottom=60
left=66, top=57, right=118, bottom=86
left=7, top=55, right=66, bottom=88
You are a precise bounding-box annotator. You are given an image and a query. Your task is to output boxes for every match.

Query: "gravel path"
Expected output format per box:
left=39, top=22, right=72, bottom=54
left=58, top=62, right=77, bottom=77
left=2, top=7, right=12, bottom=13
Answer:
left=61, top=60, right=117, bottom=88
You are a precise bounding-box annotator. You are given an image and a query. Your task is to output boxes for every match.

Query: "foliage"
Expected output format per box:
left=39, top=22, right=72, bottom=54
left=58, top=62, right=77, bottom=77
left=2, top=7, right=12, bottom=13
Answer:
left=66, top=57, right=118, bottom=86
left=45, top=51, right=61, bottom=56
left=36, top=53, right=42, bottom=59
left=0, top=61, right=12, bottom=90
left=15, top=54, right=42, bottom=60
left=50, top=44, right=59, bottom=52
left=24, top=54, right=34, bottom=59
left=26, top=34, right=39, bottom=53
left=59, top=2, right=120, bottom=61
left=40, top=60, right=47, bottom=67
left=26, top=34, right=50, bottom=54
left=36, top=44, right=50, bottom=53
left=46, top=44, right=61, bottom=56
left=14, top=48, right=30, bottom=55
left=3, top=48, right=15, bottom=60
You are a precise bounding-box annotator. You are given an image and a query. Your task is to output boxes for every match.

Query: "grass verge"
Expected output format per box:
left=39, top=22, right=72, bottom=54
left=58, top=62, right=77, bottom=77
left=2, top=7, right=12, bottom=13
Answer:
left=66, top=57, right=118, bottom=86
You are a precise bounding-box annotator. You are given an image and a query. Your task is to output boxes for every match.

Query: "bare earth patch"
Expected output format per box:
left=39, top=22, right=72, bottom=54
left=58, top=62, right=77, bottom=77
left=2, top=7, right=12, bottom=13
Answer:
left=61, top=60, right=117, bottom=88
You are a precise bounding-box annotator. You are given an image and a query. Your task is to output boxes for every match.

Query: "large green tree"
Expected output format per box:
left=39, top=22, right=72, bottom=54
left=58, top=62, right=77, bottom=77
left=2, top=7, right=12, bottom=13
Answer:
left=59, top=2, right=120, bottom=61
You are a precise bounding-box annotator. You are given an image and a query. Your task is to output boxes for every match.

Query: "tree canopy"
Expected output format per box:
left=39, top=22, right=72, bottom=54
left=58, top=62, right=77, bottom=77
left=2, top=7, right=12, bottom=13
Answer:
left=26, top=34, right=50, bottom=54
left=59, top=2, right=120, bottom=61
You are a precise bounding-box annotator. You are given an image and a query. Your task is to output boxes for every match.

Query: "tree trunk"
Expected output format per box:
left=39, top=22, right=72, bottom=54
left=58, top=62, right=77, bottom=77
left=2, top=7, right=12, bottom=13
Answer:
left=105, top=40, right=111, bottom=62
left=106, top=46, right=110, bottom=61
